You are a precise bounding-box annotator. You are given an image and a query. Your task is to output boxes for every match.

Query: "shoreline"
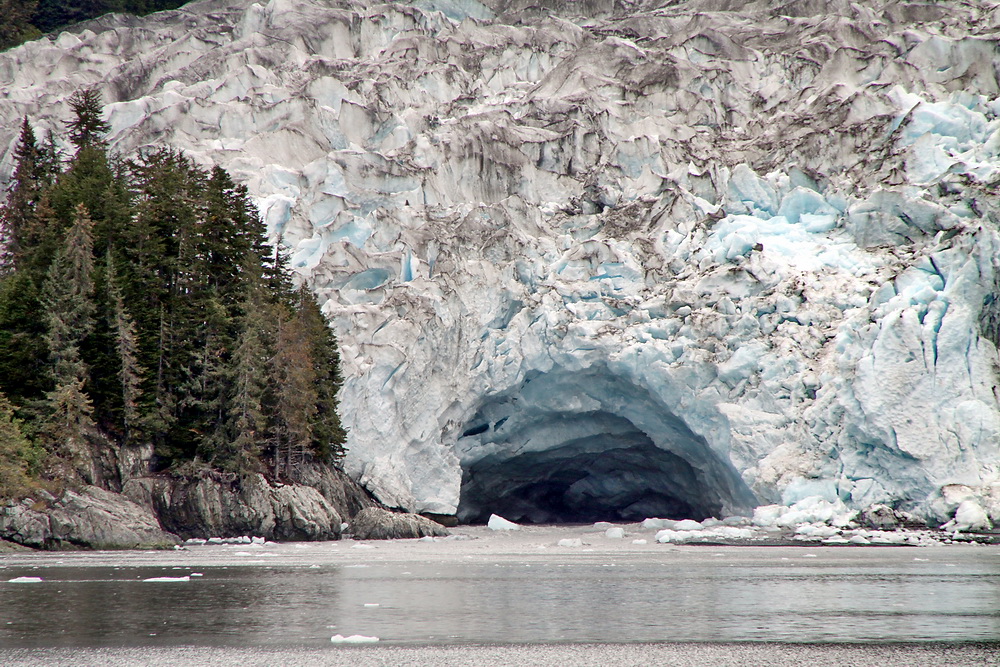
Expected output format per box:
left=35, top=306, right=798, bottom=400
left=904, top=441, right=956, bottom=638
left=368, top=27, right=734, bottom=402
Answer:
left=3, top=641, right=1000, bottom=667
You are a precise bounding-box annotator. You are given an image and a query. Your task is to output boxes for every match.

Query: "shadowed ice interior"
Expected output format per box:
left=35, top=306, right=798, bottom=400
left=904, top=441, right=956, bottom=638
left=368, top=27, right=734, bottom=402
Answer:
left=455, top=366, right=757, bottom=524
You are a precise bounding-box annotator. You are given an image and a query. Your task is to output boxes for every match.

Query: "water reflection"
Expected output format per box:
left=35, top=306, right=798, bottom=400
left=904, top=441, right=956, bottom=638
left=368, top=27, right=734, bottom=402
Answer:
left=1, top=549, right=999, bottom=647
left=1, top=566, right=342, bottom=646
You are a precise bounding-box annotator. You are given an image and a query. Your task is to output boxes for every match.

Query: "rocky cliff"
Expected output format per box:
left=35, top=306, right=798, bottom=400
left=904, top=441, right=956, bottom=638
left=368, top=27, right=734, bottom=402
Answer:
left=2, top=0, right=1000, bottom=525
left=0, top=442, right=377, bottom=548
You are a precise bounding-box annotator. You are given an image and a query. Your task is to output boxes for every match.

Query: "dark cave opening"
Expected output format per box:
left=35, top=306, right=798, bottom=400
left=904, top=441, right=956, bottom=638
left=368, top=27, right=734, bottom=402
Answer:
left=458, top=440, right=712, bottom=524
left=453, top=367, right=757, bottom=525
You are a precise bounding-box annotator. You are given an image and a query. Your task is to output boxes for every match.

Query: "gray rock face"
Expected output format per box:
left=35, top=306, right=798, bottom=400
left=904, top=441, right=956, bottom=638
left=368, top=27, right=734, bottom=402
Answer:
left=858, top=504, right=924, bottom=531
left=0, top=486, right=180, bottom=549
left=349, top=506, right=449, bottom=540
left=289, top=462, right=381, bottom=520
left=123, top=473, right=343, bottom=540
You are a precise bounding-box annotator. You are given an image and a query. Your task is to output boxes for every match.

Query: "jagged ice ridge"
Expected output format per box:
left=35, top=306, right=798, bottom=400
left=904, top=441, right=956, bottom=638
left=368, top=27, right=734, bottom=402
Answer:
left=2, top=0, right=1000, bottom=525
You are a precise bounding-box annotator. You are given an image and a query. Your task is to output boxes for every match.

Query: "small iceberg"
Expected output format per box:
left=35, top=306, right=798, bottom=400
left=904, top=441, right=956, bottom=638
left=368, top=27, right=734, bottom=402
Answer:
left=7, top=576, right=44, bottom=583
left=142, top=576, right=191, bottom=582
left=487, top=514, right=520, bottom=531
left=331, top=634, right=379, bottom=643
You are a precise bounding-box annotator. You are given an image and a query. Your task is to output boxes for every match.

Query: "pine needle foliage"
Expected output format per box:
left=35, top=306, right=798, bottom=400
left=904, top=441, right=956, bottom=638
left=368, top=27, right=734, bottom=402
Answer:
left=0, top=90, right=347, bottom=496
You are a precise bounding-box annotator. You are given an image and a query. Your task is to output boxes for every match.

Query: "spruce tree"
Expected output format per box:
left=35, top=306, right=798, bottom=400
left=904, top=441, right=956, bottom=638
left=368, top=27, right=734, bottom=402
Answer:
left=0, top=391, right=37, bottom=500
left=105, top=252, right=144, bottom=443
left=37, top=131, right=62, bottom=183
left=271, top=310, right=316, bottom=480
left=0, top=117, right=41, bottom=271
left=298, top=286, right=346, bottom=462
left=216, top=265, right=273, bottom=472
left=42, top=204, right=97, bottom=470
left=66, top=88, right=110, bottom=151
left=0, top=119, right=50, bottom=406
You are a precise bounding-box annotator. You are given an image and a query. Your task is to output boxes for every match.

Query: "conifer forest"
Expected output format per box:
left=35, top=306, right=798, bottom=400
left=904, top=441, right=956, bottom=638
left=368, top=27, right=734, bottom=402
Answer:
left=0, top=89, right=347, bottom=500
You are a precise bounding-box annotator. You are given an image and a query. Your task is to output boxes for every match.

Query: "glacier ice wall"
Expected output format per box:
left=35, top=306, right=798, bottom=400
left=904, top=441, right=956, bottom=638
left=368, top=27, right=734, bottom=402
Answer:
left=3, top=0, right=1000, bottom=521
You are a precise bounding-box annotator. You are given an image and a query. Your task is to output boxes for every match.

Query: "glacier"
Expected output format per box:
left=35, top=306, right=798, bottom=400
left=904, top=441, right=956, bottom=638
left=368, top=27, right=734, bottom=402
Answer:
left=2, top=0, right=1000, bottom=525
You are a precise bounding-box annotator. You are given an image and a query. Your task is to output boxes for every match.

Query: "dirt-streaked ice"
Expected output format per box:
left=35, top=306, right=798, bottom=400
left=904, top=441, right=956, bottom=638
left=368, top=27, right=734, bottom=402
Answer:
left=2, top=0, right=1000, bottom=526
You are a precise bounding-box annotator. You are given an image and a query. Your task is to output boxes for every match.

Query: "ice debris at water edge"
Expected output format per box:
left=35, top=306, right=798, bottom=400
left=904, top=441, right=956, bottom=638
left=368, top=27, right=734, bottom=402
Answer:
left=2, top=0, right=1000, bottom=526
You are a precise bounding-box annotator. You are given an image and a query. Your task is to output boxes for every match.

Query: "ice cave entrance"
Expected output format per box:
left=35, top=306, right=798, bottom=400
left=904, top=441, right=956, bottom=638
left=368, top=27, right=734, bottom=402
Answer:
left=455, top=366, right=757, bottom=524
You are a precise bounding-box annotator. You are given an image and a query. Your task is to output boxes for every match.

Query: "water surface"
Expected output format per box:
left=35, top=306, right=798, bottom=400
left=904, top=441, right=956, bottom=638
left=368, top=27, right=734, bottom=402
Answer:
left=1, top=531, right=998, bottom=647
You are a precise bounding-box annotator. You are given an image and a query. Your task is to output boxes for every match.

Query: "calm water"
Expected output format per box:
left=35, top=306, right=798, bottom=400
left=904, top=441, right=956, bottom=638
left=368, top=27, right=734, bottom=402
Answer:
left=1, top=540, right=999, bottom=647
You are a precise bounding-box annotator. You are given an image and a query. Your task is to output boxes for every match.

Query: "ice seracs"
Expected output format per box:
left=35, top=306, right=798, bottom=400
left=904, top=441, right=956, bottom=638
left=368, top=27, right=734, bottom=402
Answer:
left=2, top=0, right=1000, bottom=526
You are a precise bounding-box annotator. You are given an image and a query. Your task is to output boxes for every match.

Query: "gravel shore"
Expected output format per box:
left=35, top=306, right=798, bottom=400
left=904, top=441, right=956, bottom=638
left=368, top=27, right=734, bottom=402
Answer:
left=4, top=642, right=1000, bottom=667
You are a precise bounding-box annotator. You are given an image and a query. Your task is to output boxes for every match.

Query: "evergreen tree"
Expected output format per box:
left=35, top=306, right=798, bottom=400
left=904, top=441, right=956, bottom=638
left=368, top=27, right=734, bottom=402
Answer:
left=0, top=391, right=38, bottom=500
left=1, top=117, right=44, bottom=271
left=271, top=309, right=316, bottom=480
left=41, top=204, right=97, bottom=470
left=37, top=131, right=62, bottom=184
left=298, top=286, right=346, bottom=462
left=0, top=92, right=349, bottom=482
left=43, top=204, right=95, bottom=386
left=66, top=88, right=110, bottom=150
left=0, top=120, right=55, bottom=407
left=105, top=252, right=144, bottom=443
left=0, top=270, right=48, bottom=405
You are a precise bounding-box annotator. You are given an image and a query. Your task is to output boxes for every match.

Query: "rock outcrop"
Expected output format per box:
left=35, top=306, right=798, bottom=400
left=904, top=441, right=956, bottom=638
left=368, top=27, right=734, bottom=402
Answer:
left=348, top=506, right=449, bottom=540
left=0, top=486, right=180, bottom=549
left=123, top=472, right=344, bottom=541
left=289, top=461, right=381, bottom=520
left=0, top=461, right=380, bottom=549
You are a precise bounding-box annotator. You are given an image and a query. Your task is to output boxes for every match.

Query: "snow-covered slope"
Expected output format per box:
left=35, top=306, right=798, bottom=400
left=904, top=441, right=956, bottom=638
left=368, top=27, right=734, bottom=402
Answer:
left=3, top=0, right=1000, bottom=523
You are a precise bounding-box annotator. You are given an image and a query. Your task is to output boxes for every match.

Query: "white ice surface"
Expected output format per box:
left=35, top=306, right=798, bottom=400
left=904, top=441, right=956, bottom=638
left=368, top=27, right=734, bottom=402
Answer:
left=1, top=0, right=999, bottom=524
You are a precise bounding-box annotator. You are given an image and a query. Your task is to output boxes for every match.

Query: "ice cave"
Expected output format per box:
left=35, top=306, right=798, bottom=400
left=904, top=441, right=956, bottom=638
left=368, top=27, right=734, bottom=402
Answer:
left=455, top=366, right=758, bottom=524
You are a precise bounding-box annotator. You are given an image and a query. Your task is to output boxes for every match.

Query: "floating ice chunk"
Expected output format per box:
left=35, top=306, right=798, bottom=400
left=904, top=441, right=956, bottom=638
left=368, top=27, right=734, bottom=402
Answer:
left=142, top=576, right=190, bottom=582
left=605, top=527, right=625, bottom=539
left=7, top=577, right=43, bottom=583
left=207, top=537, right=223, bottom=544
left=848, top=535, right=870, bottom=545
left=330, top=634, right=379, bottom=643
left=632, top=539, right=647, bottom=545
left=557, top=538, right=583, bottom=547
left=190, top=573, right=204, bottom=577
left=487, top=514, right=520, bottom=531
left=641, top=518, right=674, bottom=530
left=673, top=519, right=703, bottom=531
left=184, top=538, right=207, bottom=546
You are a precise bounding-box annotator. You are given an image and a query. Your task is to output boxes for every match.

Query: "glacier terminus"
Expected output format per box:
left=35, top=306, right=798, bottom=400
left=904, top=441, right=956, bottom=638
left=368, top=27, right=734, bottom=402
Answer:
left=2, top=0, right=1000, bottom=529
